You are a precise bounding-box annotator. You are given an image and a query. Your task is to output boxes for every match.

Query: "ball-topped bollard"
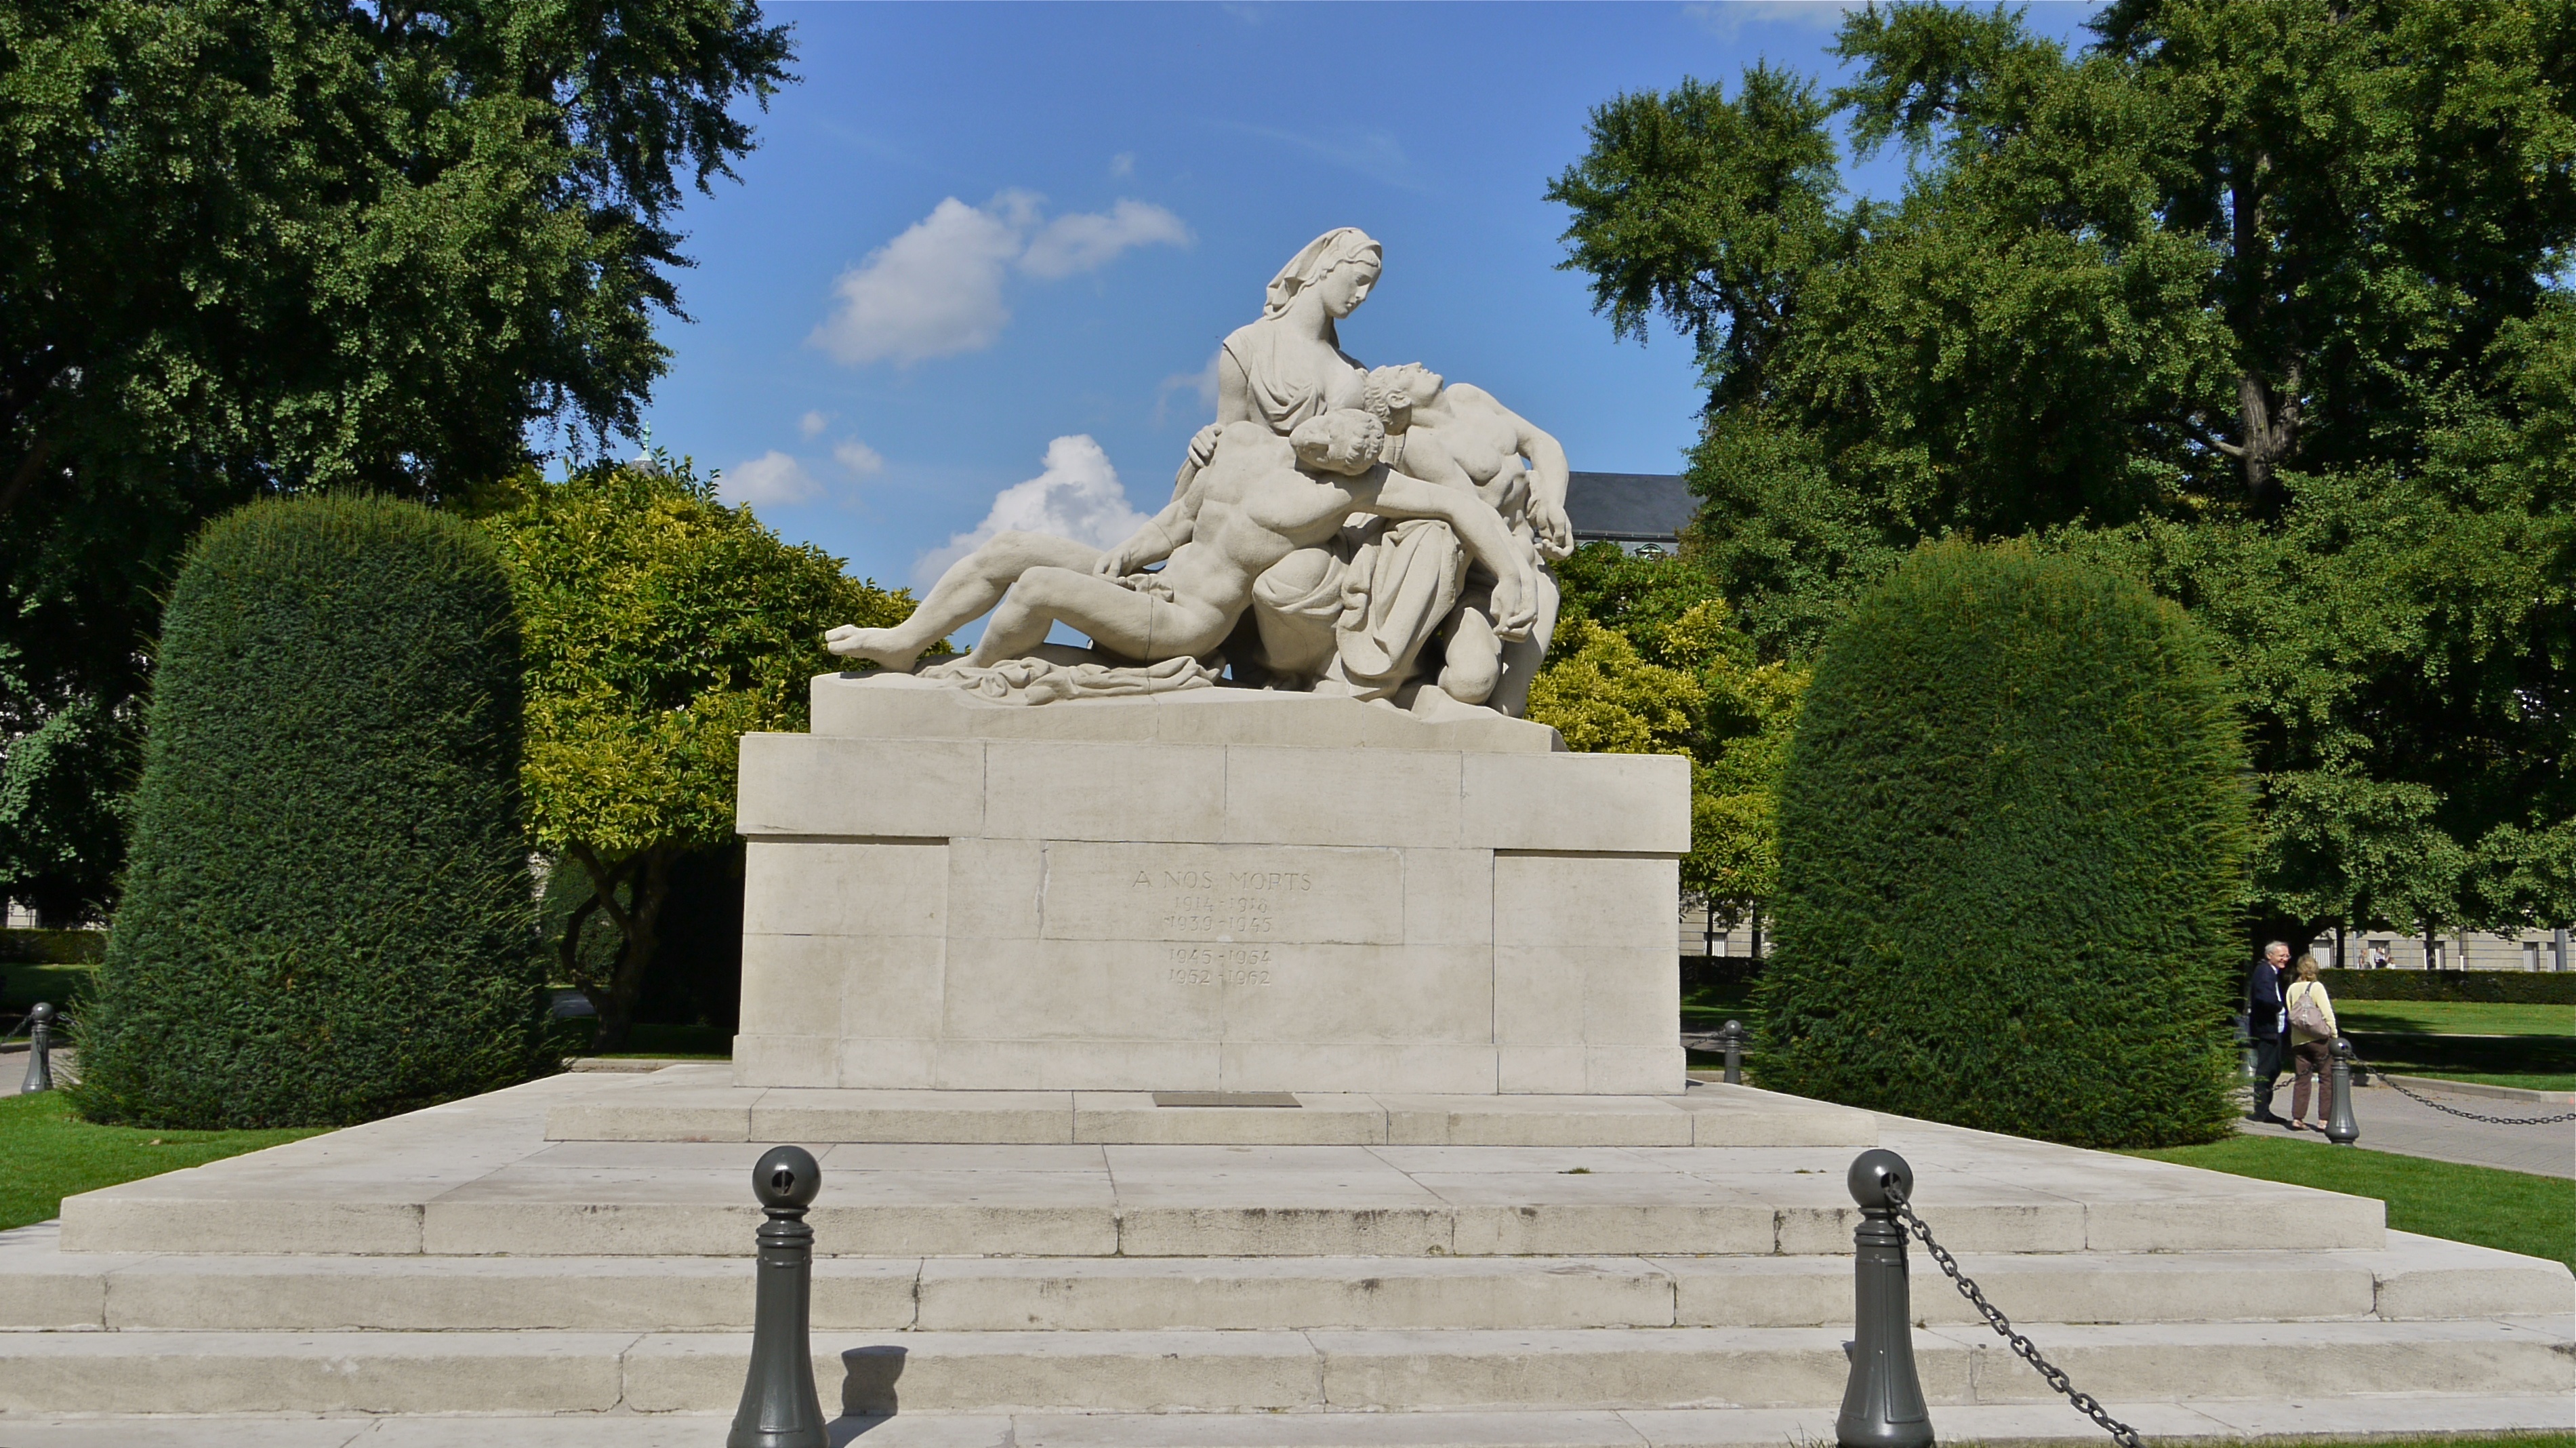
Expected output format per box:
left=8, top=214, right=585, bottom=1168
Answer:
left=1717, top=1020, right=1746, bottom=1085
left=756, top=1144, right=822, bottom=1212
left=20, top=1001, right=55, bottom=1095
left=1845, top=1147, right=1913, bottom=1211
left=729, top=1145, right=827, bottom=1448
left=1835, top=1148, right=1932, bottom=1448
left=2325, top=1039, right=2360, bottom=1146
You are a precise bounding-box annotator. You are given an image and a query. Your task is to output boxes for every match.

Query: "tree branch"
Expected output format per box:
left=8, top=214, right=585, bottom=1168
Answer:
left=2186, top=421, right=2246, bottom=459
left=567, top=841, right=638, bottom=938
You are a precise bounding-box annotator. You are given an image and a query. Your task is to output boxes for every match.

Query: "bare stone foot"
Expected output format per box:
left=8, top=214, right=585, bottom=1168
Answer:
left=824, top=626, right=920, bottom=672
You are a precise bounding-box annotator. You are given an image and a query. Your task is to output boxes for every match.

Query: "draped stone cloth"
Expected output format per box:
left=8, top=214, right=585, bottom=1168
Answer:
left=1220, top=321, right=1361, bottom=437
left=1330, top=517, right=1469, bottom=698
left=913, top=653, right=1219, bottom=706
left=1248, top=544, right=1350, bottom=682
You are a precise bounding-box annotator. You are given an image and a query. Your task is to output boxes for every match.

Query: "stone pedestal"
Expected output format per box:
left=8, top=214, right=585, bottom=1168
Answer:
left=731, top=675, right=1690, bottom=1095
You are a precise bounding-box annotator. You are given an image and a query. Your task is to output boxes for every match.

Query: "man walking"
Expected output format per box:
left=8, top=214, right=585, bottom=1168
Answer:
left=2245, top=941, right=2293, bottom=1125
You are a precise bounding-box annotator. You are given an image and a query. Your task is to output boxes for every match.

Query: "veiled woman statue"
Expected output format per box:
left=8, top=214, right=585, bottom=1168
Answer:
left=1177, top=227, right=1382, bottom=489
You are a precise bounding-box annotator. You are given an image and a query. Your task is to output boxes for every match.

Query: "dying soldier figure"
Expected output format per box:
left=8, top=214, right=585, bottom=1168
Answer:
left=824, top=409, right=1537, bottom=675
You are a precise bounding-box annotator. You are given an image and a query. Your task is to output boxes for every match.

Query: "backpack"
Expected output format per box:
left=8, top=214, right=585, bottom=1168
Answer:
left=2287, top=982, right=2331, bottom=1037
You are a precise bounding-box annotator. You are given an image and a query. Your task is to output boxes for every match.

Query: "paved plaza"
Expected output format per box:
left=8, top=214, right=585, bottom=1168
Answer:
left=2241, top=1075, right=2575, bottom=1179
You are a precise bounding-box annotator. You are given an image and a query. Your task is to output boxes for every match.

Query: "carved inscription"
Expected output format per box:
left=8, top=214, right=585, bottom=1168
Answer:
left=1164, top=946, right=1275, bottom=987
left=1132, top=864, right=1313, bottom=940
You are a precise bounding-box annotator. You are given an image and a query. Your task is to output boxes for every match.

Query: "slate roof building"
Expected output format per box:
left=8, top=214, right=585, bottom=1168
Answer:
left=1562, top=472, right=1695, bottom=552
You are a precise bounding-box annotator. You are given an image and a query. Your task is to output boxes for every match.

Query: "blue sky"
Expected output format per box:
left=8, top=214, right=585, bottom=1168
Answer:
left=634, top=1, right=2103, bottom=595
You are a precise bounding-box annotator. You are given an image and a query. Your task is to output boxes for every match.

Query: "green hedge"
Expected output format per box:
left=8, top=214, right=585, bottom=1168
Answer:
left=75, top=497, right=548, bottom=1128
left=0, top=929, right=106, bottom=965
left=2318, top=968, right=2575, bottom=1004
left=1756, top=542, right=2250, bottom=1148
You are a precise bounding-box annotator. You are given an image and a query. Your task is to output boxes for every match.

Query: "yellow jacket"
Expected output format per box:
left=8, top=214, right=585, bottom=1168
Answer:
left=2287, top=980, right=2339, bottom=1045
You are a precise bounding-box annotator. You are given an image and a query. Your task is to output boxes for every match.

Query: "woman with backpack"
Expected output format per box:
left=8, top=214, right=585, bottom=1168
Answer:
left=2285, top=957, right=2342, bottom=1131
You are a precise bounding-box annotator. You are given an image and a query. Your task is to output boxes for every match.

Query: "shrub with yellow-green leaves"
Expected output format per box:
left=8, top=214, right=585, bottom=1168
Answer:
left=471, top=460, right=919, bottom=1048
left=1528, top=550, right=1807, bottom=907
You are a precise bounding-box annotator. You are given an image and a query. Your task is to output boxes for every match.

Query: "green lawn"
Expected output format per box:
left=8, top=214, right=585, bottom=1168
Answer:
left=2384, top=1069, right=2576, bottom=1091
left=1, top=961, right=96, bottom=1013
left=0, top=1089, right=327, bottom=1233
left=2123, top=1134, right=2576, bottom=1271
left=2343, top=1024, right=2575, bottom=1093
left=2337, top=999, right=2575, bottom=1036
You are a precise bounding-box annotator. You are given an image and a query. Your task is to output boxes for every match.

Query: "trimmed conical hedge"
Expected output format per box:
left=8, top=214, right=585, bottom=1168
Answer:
left=1754, top=542, right=2248, bottom=1148
left=77, top=496, right=546, bottom=1127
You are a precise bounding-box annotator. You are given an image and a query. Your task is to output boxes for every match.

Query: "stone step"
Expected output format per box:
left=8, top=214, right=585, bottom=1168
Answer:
left=5, top=1400, right=2575, bottom=1447
left=5, top=1399, right=2576, bottom=1448
left=541, top=1075, right=1881, bottom=1149
left=4, top=1226, right=2558, bottom=1333
left=54, top=1141, right=2390, bottom=1258
left=0, top=1320, right=2563, bottom=1415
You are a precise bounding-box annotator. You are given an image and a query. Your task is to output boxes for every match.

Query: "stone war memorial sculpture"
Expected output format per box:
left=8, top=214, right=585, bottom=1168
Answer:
left=12, top=233, right=2562, bottom=1440
left=735, top=226, right=1694, bottom=1095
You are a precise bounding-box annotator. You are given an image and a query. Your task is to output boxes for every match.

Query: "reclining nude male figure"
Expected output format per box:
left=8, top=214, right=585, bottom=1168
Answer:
left=824, top=409, right=1538, bottom=675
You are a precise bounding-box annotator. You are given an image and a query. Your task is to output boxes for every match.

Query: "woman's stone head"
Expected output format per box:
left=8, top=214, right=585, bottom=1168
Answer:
left=1263, top=228, right=1384, bottom=321
left=1290, top=409, right=1388, bottom=476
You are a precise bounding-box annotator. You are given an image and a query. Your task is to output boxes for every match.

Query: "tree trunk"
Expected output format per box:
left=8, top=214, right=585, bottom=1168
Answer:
left=566, top=841, right=678, bottom=1053
left=2224, top=159, right=2301, bottom=515
left=602, top=846, right=676, bottom=1053
left=2234, top=365, right=2302, bottom=515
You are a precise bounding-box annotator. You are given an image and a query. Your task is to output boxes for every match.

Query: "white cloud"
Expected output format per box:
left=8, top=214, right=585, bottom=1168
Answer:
left=1681, top=1, right=1862, bottom=39
left=914, top=435, right=1147, bottom=589
left=1109, top=152, right=1136, bottom=178
left=811, top=197, right=1027, bottom=366
left=1154, top=348, right=1221, bottom=427
left=719, top=451, right=823, bottom=508
left=1021, top=200, right=1192, bottom=280
left=799, top=410, right=831, bottom=439
left=813, top=193, right=1191, bottom=366
left=833, top=438, right=886, bottom=477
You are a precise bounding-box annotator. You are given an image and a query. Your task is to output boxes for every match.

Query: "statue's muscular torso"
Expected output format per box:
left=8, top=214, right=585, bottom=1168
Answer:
left=1153, top=423, right=1382, bottom=612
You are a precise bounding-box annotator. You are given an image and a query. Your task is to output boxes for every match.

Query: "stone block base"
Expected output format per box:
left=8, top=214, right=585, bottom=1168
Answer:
left=731, top=679, right=1692, bottom=1095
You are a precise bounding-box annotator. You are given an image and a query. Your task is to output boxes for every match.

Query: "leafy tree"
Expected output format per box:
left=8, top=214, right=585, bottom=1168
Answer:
left=1530, top=544, right=1808, bottom=912
left=75, top=496, right=544, bottom=1128
left=0, top=686, right=129, bottom=925
left=470, top=459, right=918, bottom=1050
left=1549, top=0, right=2576, bottom=943
left=0, top=0, right=794, bottom=920
left=1759, top=542, right=2249, bottom=1148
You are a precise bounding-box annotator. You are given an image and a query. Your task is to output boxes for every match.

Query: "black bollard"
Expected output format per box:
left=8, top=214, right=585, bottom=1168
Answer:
left=1836, top=1148, right=1934, bottom=1448
left=1718, top=1020, right=1745, bottom=1085
left=19, top=1002, right=54, bottom=1095
left=730, top=1145, right=827, bottom=1448
left=2324, top=1039, right=2360, bottom=1147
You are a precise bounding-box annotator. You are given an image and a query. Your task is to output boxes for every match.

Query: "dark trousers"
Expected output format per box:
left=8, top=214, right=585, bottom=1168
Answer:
left=2291, top=1039, right=2335, bottom=1125
left=2251, top=1035, right=2289, bottom=1119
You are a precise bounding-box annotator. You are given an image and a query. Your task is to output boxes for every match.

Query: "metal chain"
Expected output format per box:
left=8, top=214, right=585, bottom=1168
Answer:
left=1884, top=1182, right=2143, bottom=1448
left=2342, top=1046, right=2576, bottom=1126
